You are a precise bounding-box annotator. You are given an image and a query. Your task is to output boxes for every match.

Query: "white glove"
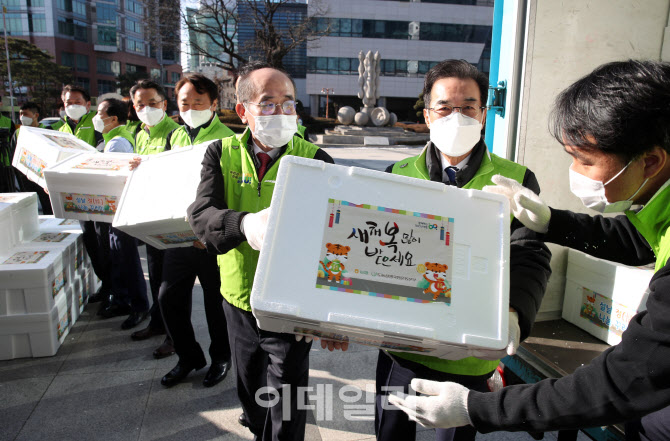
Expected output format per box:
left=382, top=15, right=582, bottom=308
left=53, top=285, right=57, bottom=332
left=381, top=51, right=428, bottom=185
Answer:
left=388, top=379, right=471, bottom=429
left=241, top=208, right=269, bottom=251
left=483, top=175, right=551, bottom=233
left=469, top=311, right=520, bottom=360
left=295, top=334, right=313, bottom=343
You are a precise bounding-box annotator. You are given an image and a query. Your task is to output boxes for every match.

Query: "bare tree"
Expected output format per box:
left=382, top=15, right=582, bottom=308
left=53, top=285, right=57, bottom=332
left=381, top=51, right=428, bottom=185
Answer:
left=182, top=0, right=329, bottom=72
left=142, top=0, right=181, bottom=84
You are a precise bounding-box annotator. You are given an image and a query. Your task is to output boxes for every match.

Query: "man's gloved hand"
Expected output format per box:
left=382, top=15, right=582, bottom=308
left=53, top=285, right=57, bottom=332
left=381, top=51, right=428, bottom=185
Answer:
left=483, top=175, right=551, bottom=233
left=470, top=311, right=520, bottom=360
left=241, top=208, right=269, bottom=251
left=388, top=379, right=471, bottom=429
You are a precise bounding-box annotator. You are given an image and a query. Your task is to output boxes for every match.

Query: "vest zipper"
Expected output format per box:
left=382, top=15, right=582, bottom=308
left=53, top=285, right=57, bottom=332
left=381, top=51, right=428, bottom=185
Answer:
left=257, top=181, right=261, bottom=197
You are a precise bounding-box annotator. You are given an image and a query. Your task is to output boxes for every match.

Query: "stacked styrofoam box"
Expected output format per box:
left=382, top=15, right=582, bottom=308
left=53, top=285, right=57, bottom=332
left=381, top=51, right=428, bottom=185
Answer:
left=251, top=157, right=511, bottom=360
left=44, top=152, right=134, bottom=222
left=0, top=193, right=40, bottom=253
left=113, top=144, right=209, bottom=249
left=563, top=248, right=654, bottom=345
left=11, top=125, right=98, bottom=189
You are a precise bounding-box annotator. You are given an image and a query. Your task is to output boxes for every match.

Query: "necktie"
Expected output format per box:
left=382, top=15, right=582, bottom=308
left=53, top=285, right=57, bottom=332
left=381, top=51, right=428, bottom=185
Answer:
left=257, top=152, right=272, bottom=181
left=445, top=166, right=459, bottom=184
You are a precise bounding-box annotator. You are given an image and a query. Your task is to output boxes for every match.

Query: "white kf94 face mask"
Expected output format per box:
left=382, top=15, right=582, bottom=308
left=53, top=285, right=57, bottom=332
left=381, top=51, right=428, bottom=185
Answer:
left=568, top=161, right=648, bottom=213
left=136, top=106, right=165, bottom=127
left=430, top=112, right=482, bottom=157
left=65, top=105, right=88, bottom=121
left=180, top=109, right=212, bottom=129
left=251, top=114, right=297, bottom=148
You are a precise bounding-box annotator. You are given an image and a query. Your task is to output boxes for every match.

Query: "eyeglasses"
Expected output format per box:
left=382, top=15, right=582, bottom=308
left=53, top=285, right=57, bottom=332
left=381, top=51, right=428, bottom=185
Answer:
left=246, top=100, right=296, bottom=116
left=134, top=99, right=164, bottom=111
left=427, top=104, right=485, bottom=119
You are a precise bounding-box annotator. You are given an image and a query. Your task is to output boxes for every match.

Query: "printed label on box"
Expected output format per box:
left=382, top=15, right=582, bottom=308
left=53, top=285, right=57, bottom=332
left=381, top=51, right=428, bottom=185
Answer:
left=75, top=247, right=83, bottom=270
left=149, top=231, right=198, bottom=245
left=33, top=232, right=70, bottom=243
left=59, top=219, right=80, bottom=225
left=315, top=199, right=454, bottom=305
left=74, top=157, right=128, bottom=171
left=0, top=194, right=20, bottom=202
left=52, top=269, right=66, bottom=298
left=43, top=133, right=91, bottom=150
left=2, top=251, right=49, bottom=265
left=57, top=311, right=69, bottom=339
left=61, top=192, right=118, bottom=216
left=19, top=148, right=47, bottom=178
left=293, top=327, right=433, bottom=353
left=579, top=287, right=637, bottom=337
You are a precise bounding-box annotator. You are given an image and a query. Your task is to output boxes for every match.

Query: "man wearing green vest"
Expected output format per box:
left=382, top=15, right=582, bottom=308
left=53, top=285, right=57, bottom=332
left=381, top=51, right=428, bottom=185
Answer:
left=154, top=74, right=234, bottom=389
left=187, top=64, right=340, bottom=440
left=128, top=80, right=179, bottom=358
left=92, top=98, right=150, bottom=330
left=376, top=60, right=552, bottom=441
left=0, top=111, right=16, bottom=193
left=59, top=85, right=112, bottom=309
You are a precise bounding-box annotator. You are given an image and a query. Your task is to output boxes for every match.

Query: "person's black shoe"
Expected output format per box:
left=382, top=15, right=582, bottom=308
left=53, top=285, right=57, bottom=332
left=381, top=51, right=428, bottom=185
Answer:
left=88, top=285, right=111, bottom=304
left=160, top=360, right=206, bottom=387
left=121, top=311, right=148, bottom=330
left=153, top=337, right=175, bottom=359
left=202, top=360, right=231, bottom=387
left=98, top=303, right=132, bottom=319
left=130, top=325, right=166, bottom=341
left=238, top=413, right=250, bottom=428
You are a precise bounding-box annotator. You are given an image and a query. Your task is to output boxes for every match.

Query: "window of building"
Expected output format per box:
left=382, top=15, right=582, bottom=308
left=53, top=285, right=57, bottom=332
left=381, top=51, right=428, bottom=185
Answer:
left=61, top=51, right=75, bottom=69
left=57, top=0, right=86, bottom=17
left=98, top=79, right=118, bottom=94
left=76, top=54, right=88, bottom=72
left=28, top=0, right=45, bottom=7
left=97, top=26, right=116, bottom=46
left=74, top=19, right=87, bottom=41
left=5, top=13, right=23, bottom=35
left=171, top=72, right=180, bottom=83
left=75, top=77, right=89, bottom=90
left=126, top=0, right=143, bottom=15
left=97, top=59, right=121, bottom=76
left=126, top=17, right=141, bottom=34
left=3, top=0, right=22, bottom=9
left=150, top=68, right=160, bottom=80
left=29, top=14, right=46, bottom=32
left=97, top=3, right=116, bottom=25
left=126, top=37, right=145, bottom=54
left=57, top=17, right=73, bottom=36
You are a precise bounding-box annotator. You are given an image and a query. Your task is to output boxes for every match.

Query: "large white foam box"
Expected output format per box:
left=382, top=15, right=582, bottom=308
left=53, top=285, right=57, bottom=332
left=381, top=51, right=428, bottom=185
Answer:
left=22, top=231, right=79, bottom=286
left=251, top=156, right=510, bottom=359
left=12, top=126, right=98, bottom=188
left=113, top=144, right=210, bottom=249
left=0, top=192, right=40, bottom=251
left=0, top=289, right=70, bottom=360
left=0, top=247, right=69, bottom=316
left=563, top=249, right=653, bottom=345
left=44, top=152, right=134, bottom=222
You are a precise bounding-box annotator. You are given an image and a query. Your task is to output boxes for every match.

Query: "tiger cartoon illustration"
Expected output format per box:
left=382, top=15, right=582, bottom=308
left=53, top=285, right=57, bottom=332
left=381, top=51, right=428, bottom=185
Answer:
left=319, top=243, right=350, bottom=283
left=422, top=262, right=451, bottom=300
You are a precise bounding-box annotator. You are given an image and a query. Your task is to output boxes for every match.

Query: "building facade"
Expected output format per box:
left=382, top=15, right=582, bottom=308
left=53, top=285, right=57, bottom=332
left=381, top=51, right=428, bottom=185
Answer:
left=306, top=0, right=493, bottom=120
left=3, top=0, right=182, bottom=113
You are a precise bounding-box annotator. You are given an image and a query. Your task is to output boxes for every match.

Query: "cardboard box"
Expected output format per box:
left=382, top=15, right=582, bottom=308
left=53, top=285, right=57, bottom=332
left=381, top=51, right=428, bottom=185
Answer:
left=0, top=192, right=40, bottom=251
left=12, top=126, right=97, bottom=188
left=113, top=144, right=209, bottom=249
left=563, top=249, right=653, bottom=345
left=0, top=288, right=70, bottom=360
left=44, top=152, right=134, bottom=222
left=0, top=247, right=69, bottom=316
left=251, top=156, right=510, bottom=359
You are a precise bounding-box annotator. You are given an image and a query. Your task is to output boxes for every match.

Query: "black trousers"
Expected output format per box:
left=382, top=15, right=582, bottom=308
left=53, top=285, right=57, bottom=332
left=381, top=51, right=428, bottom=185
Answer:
left=223, top=299, right=312, bottom=441
left=109, top=227, right=148, bottom=313
left=17, top=173, right=52, bottom=215
left=80, top=221, right=111, bottom=289
left=625, top=405, right=670, bottom=441
left=158, top=247, right=230, bottom=365
left=145, top=244, right=166, bottom=331
left=375, top=350, right=493, bottom=441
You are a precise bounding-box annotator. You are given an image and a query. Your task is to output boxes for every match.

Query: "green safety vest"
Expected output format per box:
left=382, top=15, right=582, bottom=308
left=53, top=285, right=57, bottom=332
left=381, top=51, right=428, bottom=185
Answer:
left=58, top=111, right=97, bottom=147
left=102, top=125, right=136, bottom=152
left=390, top=145, right=527, bottom=376
left=626, top=182, right=670, bottom=272
left=125, top=120, right=141, bottom=136
left=168, top=116, right=234, bottom=148
left=218, top=129, right=320, bottom=311
left=0, top=115, right=13, bottom=166
left=297, top=124, right=307, bottom=139
left=50, top=119, right=65, bottom=131
left=135, top=115, right=180, bottom=155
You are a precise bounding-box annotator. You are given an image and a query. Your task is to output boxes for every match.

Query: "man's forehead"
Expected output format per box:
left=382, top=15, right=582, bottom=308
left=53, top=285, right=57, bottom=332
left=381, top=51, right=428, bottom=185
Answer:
left=135, top=88, right=159, bottom=99
left=65, top=92, right=86, bottom=101
left=431, top=77, right=481, bottom=102
left=250, top=69, right=294, bottom=100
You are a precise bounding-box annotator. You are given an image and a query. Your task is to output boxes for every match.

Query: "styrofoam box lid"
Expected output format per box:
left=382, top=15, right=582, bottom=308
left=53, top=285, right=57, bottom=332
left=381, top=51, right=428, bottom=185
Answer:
left=566, top=248, right=653, bottom=310
left=113, top=143, right=210, bottom=228
left=39, top=217, right=82, bottom=231
left=0, top=192, right=38, bottom=209
left=251, top=156, right=510, bottom=350
left=44, top=152, right=134, bottom=179
left=0, top=286, right=68, bottom=331
left=21, top=231, right=78, bottom=254
left=14, top=125, right=98, bottom=155
left=0, top=246, right=64, bottom=287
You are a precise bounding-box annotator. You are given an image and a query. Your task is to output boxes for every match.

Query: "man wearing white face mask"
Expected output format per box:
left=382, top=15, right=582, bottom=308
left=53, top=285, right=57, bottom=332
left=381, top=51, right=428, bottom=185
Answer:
left=390, top=60, right=670, bottom=441
left=187, top=63, right=344, bottom=440
left=58, top=85, right=102, bottom=149
left=378, top=60, right=552, bottom=441
left=11, top=103, right=50, bottom=207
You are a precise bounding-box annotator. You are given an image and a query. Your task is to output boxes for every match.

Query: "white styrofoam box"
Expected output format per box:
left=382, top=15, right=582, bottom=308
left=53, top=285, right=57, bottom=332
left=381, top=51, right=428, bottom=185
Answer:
left=113, top=144, right=210, bottom=249
left=0, top=192, right=40, bottom=251
left=37, top=218, right=86, bottom=272
left=21, top=231, right=79, bottom=287
left=87, top=266, right=101, bottom=296
left=69, top=278, right=83, bottom=324
left=563, top=249, right=654, bottom=345
left=0, top=247, right=69, bottom=316
left=251, top=156, right=510, bottom=359
left=44, top=152, right=134, bottom=222
left=11, top=125, right=98, bottom=188
left=0, top=288, right=70, bottom=360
